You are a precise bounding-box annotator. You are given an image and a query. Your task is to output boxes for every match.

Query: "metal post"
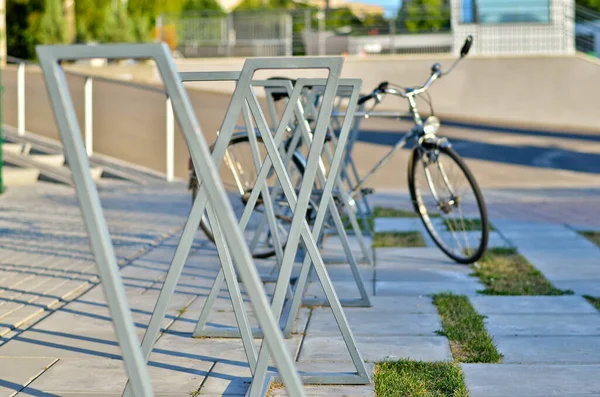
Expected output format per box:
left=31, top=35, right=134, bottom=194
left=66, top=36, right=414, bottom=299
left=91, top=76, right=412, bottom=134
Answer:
left=318, top=11, right=325, bottom=56
left=165, top=96, right=175, bottom=182
left=304, top=10, right=311, bottom=55
left=156, top=14, right=164, bottom=42
left=84, top=76, right=93, bottom=157
left=17, top=62, right=25, bottom=136
left=227, top=14, right=234, bottom=57
left=389, top=19, right=396, bottom=55
left=285, top=14, right=293, bottom=56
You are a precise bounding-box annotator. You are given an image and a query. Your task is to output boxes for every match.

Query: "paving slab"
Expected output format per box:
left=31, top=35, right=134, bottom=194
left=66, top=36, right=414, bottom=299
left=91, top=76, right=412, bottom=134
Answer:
left=299, top=335, right=452, bottom=362
left=304, top=281, right=374, bottom=301
left=553, top=281, right=600, bottom=296
left=376, top=280, right=483, bottom=296
left=365, top=296, right=439, bottom=314
left=374, top=218, right=507, bottom=248
left=199, top=362, right=251, bottom=396
left=483, top=314, right=600, bottom=336
left=494, top=336, right=600, bottom=364
left=461, top=364, right=600, bottom=397
left=270, top=384, right=375, bottom=396
left=315, top=265, right=375, bottom=282
left=469, top=296, right=598, bottom=315
left=374, top=264, right=477, bottom=283
left=152, top=333, right=302, bottom=365
left=0, top=357, right=58, bottom=397
left=321, top=235, right=374, bottom=252
left=374, top=247, right=459, bottom=265
left=21, top=357, right=212, bottom=395
left=374, top=218, right=423, bottom=233
left=293, top=360, right=375, bottom=374
left=307, top=309, right=441, bottom=336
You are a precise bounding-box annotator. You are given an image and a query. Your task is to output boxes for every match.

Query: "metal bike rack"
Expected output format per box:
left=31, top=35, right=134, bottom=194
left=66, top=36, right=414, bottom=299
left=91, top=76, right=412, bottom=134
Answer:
left=35, top=43, right=305, bottom=397
left=269, top=83, right=374, bottom=265
left=191, top=78, right=372, bottom=341
left=175, top=61, right=371, bottom=395
left=306, top=87, right=376, bottom=248
left=259, top=78, right=373, bottom=309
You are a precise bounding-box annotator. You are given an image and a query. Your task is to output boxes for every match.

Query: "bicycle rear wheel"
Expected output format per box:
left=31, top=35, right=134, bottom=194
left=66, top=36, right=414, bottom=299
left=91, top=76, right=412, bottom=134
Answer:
left=408, top=143, right=489, bottom=264
left=192, top=133, right=305, bottom=259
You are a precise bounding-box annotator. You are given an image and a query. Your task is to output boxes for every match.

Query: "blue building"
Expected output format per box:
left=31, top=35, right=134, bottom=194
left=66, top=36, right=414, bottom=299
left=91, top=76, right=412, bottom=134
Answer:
left=461, top=0, right=551, bottom=24
left=451, top=0, right=574, bottom=55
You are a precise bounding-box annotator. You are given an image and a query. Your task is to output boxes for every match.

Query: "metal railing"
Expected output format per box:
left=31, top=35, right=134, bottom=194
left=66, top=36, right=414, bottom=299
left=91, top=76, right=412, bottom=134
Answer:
left=158, top=11, right=293, bottom=58
left=3, top=56, right=177, bottom=182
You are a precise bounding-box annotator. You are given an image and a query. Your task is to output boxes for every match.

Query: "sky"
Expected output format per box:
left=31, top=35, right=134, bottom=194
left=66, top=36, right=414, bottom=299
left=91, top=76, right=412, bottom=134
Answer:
left=345, top=0, right=402, bottom=11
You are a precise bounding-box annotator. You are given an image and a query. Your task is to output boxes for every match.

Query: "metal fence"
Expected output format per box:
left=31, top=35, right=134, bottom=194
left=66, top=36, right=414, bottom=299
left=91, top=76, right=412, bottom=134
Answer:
left=156, top=0, right=598, bottom=58
left=158, top=11, right=293, bottom=57
left=3, top=55, right=178, bottom=181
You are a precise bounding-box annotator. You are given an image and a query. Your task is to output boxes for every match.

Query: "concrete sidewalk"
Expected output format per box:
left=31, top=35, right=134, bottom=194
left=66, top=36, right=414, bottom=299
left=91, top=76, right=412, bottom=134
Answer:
left=0, top=181, right=599, bottom=396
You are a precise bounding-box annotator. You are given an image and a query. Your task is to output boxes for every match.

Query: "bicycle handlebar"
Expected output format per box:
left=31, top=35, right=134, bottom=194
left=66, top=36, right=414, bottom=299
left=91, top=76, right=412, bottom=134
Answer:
left=357, top=35, right=473, bottom=107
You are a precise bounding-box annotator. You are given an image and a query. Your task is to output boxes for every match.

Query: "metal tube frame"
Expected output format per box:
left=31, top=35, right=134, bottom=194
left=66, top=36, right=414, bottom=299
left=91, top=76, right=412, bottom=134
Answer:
left=181, top=68, right=370, bottom=389
left=301, top=87, right=374, bottom=265
left=260, top=80, right=373, bottom=309
left=36, top=43, right=305, bottom=397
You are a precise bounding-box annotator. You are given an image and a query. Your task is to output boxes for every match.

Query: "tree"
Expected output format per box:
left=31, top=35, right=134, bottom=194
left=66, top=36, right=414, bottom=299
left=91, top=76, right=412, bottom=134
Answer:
left=37, top=0, right=68, bottom=44
left=98, top=2, right=134, bottom=42
left=182, top=0, right=225, bottom=14
left=75, top=0, right=111, bottom=43
left=399, top=0, right=450, bottom=33
left=577, top=0, right=600, bottom=13
left=234, top=0, right=270, bottom=11
left=130, top=12, right=152, bottom=42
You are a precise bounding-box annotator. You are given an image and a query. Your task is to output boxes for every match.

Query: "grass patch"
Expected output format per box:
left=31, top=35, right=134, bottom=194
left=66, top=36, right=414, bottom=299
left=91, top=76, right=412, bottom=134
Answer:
left=373, top=231, right=426, bottom=248
left=433, top=292, right=502, bottom=363
left=374, top=359, right=468, bottom=397
left=342, top=213, right=375, bottom=232
left=580, top=231, right=600, bottom=248
left=373, top=207, right=419, bottom=218
left=470, top=247, right=573, bottom=296
left=343, top=207, right=417, bottom=232
left=443, top=218, right=494, bottom=231
left=585, top=295, right=600, bottom=311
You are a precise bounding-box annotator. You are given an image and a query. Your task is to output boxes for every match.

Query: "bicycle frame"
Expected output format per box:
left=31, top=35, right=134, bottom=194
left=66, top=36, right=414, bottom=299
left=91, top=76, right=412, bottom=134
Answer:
left=343, top=86, right=449, bottom=202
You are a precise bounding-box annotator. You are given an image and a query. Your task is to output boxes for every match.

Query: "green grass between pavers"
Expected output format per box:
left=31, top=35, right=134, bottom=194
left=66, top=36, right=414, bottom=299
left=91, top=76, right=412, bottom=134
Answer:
left=374, top=360, right=468, bottom=397
left=470, top=247, right=573, bottom=296
left=343, top=206, right=418, bottom=232
left=373, top=231, right=426, bottom=248
left=443, top=218, right=495, bottom=231
left=373, top=207, right=420, bottom=218
left=585, top=295, right=600, bottom=311
left=342, top=213, right=375, bottom=232
left=433, top=293, right=502, bottom=364
left=580, top=231, right=600, bottom=248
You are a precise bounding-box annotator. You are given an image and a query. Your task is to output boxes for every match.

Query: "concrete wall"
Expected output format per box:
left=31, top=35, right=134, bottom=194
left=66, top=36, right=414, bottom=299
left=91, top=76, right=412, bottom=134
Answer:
left=2, top=52, right=599, bottom=183
left=173, top=53, right=600, bottom=132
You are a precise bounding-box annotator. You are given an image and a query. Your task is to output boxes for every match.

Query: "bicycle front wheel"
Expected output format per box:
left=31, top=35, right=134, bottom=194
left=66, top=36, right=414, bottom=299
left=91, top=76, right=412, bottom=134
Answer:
left=408, top=143, right=489, bottom=264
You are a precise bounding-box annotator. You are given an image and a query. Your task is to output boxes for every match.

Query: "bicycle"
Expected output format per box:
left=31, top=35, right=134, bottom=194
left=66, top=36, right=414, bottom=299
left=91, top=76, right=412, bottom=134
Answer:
left=189, top=35, right=489, bottom=264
